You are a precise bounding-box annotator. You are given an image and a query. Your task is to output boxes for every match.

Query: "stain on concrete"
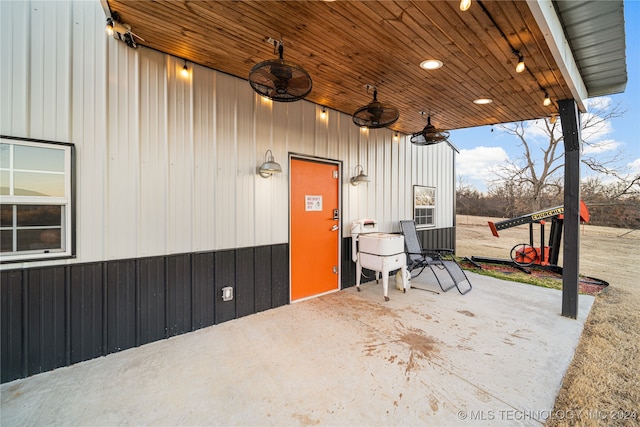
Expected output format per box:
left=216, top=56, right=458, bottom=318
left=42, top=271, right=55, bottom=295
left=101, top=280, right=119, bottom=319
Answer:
left=511, top=329, right=532, bottom=340
left=292, top=412, right=320, bottom=425
left=457, top=310, right=475, bottom=317
left=475, top=388, right=492, bottom=402
left=396, top=328, right=439, bottom=375
left=429, top=394, right=439, bottom=412
left=3, top=384, right=23, bottom=402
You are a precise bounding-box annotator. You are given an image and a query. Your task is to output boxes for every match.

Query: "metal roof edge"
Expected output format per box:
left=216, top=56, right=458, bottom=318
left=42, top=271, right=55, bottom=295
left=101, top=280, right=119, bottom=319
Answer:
left=526, top=0, right=588, bottom=112
left=587, top=82, right=628, bottom=99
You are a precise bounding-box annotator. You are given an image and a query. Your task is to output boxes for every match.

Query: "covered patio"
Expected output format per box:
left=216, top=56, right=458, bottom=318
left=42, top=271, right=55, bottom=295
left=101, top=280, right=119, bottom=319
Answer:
left=1, top=273, right=593, bottom=425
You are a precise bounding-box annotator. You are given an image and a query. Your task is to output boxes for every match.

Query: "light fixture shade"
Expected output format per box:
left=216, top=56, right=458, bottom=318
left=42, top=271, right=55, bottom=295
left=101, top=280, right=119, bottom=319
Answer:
left=259, top=149, right=282, bottom=178
left=460, top=0, right=472, bottom=11
left=350, top=165, right=370, bottom=186
left=543, top=93, right=552, bottom=106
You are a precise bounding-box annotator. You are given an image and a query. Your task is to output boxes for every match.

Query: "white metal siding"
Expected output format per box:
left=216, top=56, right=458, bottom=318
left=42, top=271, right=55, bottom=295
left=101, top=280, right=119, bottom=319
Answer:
left=0, top=0, right=456, bottom=268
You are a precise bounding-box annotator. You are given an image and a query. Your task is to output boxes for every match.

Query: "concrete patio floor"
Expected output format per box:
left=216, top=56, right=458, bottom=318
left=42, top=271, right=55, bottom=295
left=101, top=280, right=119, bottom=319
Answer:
left=1, top=271, right=594, bottom=426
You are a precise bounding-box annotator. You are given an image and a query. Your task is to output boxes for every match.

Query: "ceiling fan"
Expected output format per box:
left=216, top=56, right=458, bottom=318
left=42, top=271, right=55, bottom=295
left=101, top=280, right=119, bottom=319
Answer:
left=248, top=38, right=312, bottom=102
left=410, top=112, right=450, bottom=145
left=352, top=85, right=399, bottom=129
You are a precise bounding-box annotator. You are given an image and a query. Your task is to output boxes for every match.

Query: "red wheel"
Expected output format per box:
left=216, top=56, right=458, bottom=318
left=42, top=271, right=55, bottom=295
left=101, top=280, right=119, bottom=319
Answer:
left=510, top=243, right=537, bottom=266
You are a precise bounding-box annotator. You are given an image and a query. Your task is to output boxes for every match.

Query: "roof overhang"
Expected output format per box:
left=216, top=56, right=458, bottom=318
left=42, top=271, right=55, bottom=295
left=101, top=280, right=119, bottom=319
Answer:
left=102, top=0, right=627, bottom=133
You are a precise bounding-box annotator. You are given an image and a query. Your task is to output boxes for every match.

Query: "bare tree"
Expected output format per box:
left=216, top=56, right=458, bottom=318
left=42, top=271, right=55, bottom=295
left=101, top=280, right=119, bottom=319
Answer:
left=490, top=98, right=638, bottom=211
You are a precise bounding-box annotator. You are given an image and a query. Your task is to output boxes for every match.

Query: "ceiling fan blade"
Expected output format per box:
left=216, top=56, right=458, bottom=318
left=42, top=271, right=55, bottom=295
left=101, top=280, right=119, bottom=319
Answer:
left=255, top=68, right=278, bottom=86
left=287, top=76, right=312, bottom=90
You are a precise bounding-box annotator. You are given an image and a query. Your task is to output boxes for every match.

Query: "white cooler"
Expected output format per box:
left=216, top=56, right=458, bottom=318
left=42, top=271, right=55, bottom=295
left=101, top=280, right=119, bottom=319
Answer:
left=358, top=233, right=404, bottom=256
left=352, top=229, right=408, bottom=301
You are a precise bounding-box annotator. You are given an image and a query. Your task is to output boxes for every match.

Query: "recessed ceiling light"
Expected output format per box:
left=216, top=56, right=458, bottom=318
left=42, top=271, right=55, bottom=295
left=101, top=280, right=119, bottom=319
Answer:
left=420, top=59, right=443, bottom=70
left=473, top=98, right=493, bottom=105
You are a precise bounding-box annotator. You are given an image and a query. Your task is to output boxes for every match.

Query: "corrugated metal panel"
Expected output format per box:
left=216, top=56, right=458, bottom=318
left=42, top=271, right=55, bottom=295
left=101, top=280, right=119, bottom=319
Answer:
left=106, top=259, right=136, bottom=353
left=1, top=270, right=24, bottom=382
left=167, top=58, right=194, bottom=254
left=192, top=67, right=217, bottom=252
left=166, top=254, right=192, bottom=337
left=214, top=74, right=239, bottom=250
left=236, top=248, right=255, bottom=318
left=555, top=0, right=627, bottom=96
left=138, top=257, right=166, bottom=345
left=69, top=263, right=104, bottom=364
left=0, top=0, right=457, bottom=267
left=254, top=246, right=273, bottom=313
left=138, top=49, right=169, bottom=256
left=27, top=267, right=66, bottom=375
left=192, top=252, right=216, bottom=329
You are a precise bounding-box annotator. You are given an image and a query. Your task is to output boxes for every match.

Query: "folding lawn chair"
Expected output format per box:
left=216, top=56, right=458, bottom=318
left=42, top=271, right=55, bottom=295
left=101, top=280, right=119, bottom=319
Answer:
left=399, top=220, right=472, bottom=295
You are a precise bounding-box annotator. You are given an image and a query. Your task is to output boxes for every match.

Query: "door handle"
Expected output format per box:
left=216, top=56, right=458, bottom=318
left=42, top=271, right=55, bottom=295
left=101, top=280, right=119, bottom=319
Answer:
left=330, top=225, right=339, bottom=232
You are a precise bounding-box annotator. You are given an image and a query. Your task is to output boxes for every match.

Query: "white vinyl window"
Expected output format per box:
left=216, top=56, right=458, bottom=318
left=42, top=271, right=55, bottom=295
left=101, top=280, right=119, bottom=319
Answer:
left=0, top=137, right=74, bottom=262
left=414, top=185, right=436, bottom=229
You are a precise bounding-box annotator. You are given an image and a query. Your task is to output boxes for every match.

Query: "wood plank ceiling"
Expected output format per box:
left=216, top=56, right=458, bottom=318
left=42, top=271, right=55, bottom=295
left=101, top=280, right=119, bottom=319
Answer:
left=105, top=0, right=574, bottom=135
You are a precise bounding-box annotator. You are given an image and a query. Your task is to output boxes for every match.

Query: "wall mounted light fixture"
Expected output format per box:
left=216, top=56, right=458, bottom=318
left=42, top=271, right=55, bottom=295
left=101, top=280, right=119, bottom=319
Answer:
left=350, top=165, right=370, bottom=186
left=321, top=106, right=327, bottom=119
left=181, top=60, right=189, bottom=78
left=258, top=149, right=282, bottom=178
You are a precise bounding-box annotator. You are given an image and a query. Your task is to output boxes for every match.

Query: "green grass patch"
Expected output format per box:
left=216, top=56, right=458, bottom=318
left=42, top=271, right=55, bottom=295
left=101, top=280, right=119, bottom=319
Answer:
left=467, top=266, right=562, bottom=290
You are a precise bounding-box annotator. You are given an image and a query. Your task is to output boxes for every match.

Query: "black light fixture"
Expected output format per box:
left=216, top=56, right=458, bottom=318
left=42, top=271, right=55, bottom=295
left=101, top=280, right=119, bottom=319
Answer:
left=543, top=91, right=551, bottom=106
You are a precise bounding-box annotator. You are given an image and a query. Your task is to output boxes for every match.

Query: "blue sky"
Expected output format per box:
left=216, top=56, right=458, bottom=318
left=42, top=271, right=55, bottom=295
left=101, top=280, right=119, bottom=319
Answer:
left=450, top=1, right=640, bottom=193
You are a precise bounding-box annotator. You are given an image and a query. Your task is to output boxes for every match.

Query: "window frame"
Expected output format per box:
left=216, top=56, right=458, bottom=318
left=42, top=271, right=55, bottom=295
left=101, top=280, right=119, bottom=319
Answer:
left=413, top=185, right=436, bottom=229
left=0, top=136, right=75, bottom=263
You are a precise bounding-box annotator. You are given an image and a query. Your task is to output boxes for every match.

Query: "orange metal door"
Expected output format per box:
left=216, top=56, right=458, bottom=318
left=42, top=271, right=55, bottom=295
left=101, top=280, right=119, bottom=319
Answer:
left=290, top=158, right=340, bottom=301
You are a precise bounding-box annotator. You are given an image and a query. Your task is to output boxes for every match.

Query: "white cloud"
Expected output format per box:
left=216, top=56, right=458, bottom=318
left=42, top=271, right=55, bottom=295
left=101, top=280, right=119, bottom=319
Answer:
left=456, top=146, right=509, bottom=192
left=628, top=158, right=640, bottom=173
left=585, top=96, right=613, bottom=111
left=582, top=138, right=621, bottom=155
left=522, top=119, right=558, bottom=142
left=582, top=96, right=616, bottom=143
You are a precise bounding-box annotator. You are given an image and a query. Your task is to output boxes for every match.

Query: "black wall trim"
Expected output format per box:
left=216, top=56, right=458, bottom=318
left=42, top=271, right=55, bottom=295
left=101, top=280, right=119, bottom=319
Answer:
left=0, top=244, right=289, bottom=384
